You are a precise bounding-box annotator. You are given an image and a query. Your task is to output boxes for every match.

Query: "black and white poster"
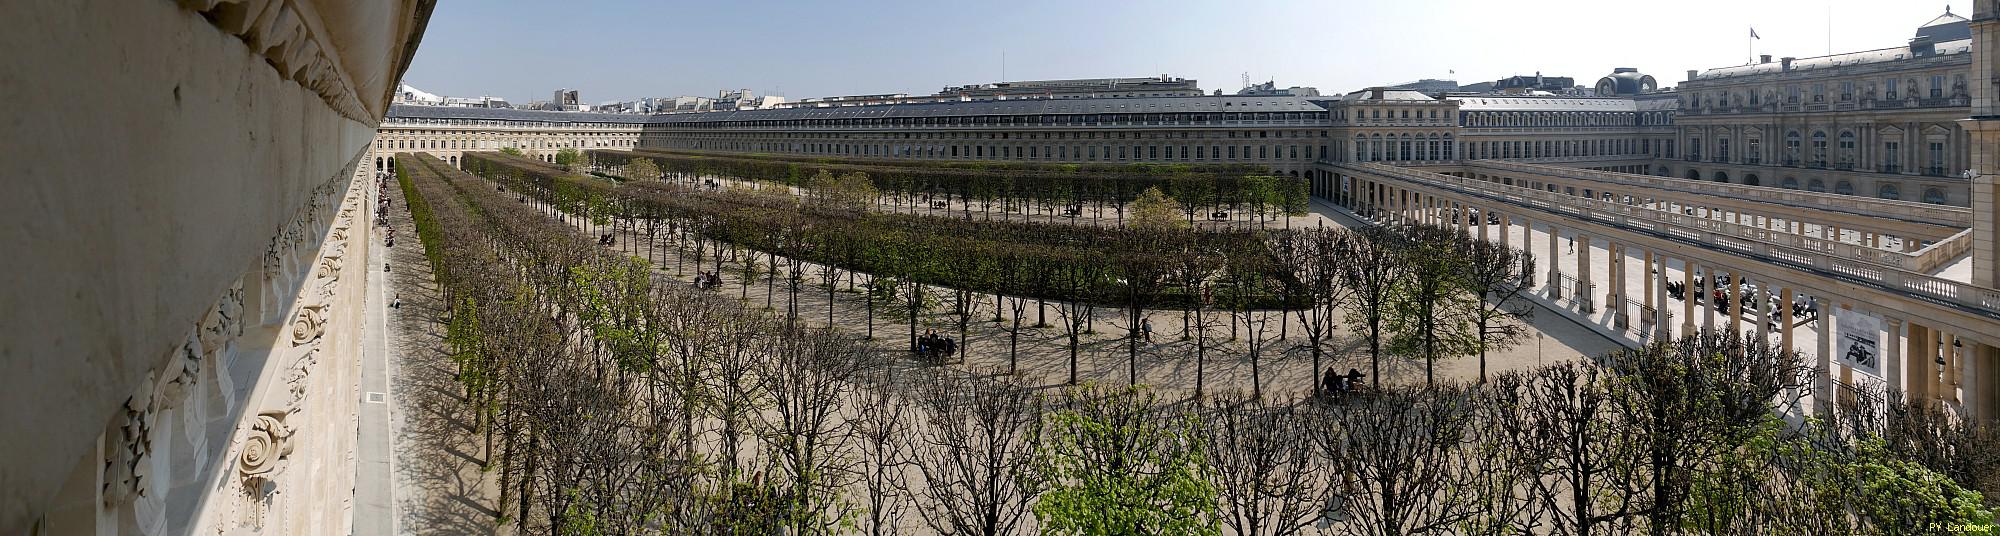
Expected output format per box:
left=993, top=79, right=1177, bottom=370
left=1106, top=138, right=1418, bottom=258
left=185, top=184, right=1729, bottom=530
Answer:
left=1836, top=313, right=1882, bottom=378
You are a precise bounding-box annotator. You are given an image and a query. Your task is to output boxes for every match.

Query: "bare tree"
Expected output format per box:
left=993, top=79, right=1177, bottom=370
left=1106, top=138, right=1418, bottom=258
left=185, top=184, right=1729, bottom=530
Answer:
left=1278, top=228, right=1353, bottom=395
left=1310, top=385, right=1481, bottom=535
left=1458, top=237, right=1535, bottom=384
left=851, top=387, right=914, bottom=536
left=759, top=326, right=865, bottom=535
left=1205, top=394, right=1326, bottom=536
left=1337, top=226, right=1410, bottom=389
left=907, top=369, right=1044, bottom=536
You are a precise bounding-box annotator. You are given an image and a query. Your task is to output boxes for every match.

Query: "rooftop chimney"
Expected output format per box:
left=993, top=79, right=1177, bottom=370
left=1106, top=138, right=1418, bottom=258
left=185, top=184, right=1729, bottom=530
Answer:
left=1781, top=57, right=1795, bottom=71
left=1686, top=70, right=1698, bottom=82
left=1759, top=54, right=1772, bottom=64
left=1370, top=87, right=1385, bottom=99
left=1911, top=35, right=1936, bottom=56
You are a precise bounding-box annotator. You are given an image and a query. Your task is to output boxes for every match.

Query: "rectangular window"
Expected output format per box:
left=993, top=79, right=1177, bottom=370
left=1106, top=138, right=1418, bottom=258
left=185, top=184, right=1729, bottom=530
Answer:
left=1932, top=75, right=1946, bottom=98
left=1886, top=79, right=1899, bottom=100
left=1228, top=146, right=1237, bottom=159
left=1259, top=146, right=1268, bottom=159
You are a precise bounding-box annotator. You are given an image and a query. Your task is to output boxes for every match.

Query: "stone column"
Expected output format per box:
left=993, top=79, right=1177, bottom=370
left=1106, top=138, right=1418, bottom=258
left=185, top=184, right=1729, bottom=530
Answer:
left=1576, top=233, right=1594, bottom=313
left=1907, top=323, right=1934, bottom=401
left=1547, top=223, right=1562, bottom=300
left=1607, top=243, right=1625, bottom=329
left=1816, top=300, right=1836, bottom=419
left=1655, top=253, right=1672, bottom=340
left=1683, top=261, right=1698, bottom=335
left=1972, top=343, right=1998, bottom=421
left=1728, top=272, right=1744, bottom=336
left=1780, top=287, right=1796, bottom=354
left=1947, top=6, right=1998, bottom=284
left=1886, top=316, right=1905, bottom=396
left=1943, top=330, right=1961, bottom=405
left=1702, top=267, right=1717, bottom=332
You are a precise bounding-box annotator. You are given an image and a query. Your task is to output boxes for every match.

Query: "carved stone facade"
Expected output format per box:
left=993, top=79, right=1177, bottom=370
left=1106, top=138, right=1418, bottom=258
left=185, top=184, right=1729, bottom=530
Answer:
left=64, top=169, right=371, bottom=535
left=2, top=0, right=431, bottom=531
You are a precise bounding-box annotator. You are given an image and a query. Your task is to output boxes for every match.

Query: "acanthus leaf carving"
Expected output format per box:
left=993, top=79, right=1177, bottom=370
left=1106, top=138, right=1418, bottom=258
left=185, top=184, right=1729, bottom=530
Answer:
left=290, top=302, right=326, bottom=346
left=237, top=411, right=294, bottom=478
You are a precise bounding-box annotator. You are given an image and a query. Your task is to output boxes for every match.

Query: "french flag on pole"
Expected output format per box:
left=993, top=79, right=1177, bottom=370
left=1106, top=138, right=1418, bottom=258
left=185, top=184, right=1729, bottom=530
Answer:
left=1750, top=27, right=1760, bottom=39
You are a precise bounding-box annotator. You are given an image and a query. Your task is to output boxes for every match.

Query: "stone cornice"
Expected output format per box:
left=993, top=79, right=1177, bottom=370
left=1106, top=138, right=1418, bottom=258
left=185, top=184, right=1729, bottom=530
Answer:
left=175, top=0, right=433, bottom=125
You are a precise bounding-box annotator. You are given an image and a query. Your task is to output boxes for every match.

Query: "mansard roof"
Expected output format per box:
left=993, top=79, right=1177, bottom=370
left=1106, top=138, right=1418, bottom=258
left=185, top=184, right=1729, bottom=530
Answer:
left=1455, top=96, right=1640, bottom=112
left=642, top=95, right=1326, bottom=124
left=386, top=104, right=647, bottom=124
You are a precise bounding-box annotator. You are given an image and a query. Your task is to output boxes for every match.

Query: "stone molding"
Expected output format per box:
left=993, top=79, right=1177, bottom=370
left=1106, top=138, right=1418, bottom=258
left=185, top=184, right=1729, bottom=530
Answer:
left=174, top=0, right=371, bottom=124
left=90, top=161, right=368, bottom=534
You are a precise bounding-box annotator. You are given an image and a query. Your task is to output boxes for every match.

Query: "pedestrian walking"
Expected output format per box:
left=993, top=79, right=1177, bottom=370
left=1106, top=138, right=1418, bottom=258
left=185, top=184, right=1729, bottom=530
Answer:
left=1140, top=317, right=1153, bottom=342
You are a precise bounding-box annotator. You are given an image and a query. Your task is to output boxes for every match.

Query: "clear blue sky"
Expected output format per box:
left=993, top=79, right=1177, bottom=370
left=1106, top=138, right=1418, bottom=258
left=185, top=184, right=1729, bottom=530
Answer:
left=402, top=0, right=1971, bottom=104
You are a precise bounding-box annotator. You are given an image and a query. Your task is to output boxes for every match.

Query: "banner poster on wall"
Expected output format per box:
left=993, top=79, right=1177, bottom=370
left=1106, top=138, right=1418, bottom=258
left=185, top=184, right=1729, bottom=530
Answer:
left=1836, top=312, right=1883, bottom=379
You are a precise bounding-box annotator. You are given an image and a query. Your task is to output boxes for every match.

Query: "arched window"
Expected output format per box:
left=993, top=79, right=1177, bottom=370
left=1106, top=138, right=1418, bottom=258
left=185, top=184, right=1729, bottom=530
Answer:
left=1741, top=174, right=1760, bottom=186
left=1713, top=171, right=1729, bottom=183
left=1656, top=165, right=1671, bottom=176
left=1838, top=131, right=1856, bottom=167
left=1878, top=183, right=1900, bottom=200
left=1685, top=169, right=1702, bottom=180
left=1784, top=131, right=1802, bottom=164
left=1924, top=187, right=1947, bottom=204
left=1780, top=177, right=1798, bottom=189
left=1835, top=180, right=1854, bottom=195
left=1810, top=131, right=1828, bottom=166
left=1807, top=179, right=1826, bottom=192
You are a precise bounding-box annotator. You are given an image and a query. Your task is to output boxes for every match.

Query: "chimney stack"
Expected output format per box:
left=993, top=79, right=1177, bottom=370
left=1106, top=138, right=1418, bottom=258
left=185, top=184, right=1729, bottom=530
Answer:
left=1781, top=57, right=1795, bottom=71
left=1686, top=70, right=1698, bottom=82
left=1911, top=35, right=1936, bottom=56
left=1759, top=54, right=1773, bottom=64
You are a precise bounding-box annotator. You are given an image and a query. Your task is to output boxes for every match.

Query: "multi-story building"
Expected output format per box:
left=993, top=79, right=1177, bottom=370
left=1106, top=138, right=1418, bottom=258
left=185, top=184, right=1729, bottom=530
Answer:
left=1668, top=9, right=1974, bottom=205
left=937, top=75, right=1203, bottom=100
left=371, top=105, right=644, bottom=172
left=636, top=94, right=1335, bottom=176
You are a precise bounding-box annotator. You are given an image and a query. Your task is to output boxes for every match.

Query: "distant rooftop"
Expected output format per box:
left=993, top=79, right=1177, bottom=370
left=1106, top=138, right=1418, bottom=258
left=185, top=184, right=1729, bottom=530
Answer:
left=1695, top=9, right=1971, bottom=81
left=645, top=95, right=1324, bottom=124
left=386, top=104, right=647, bottom=124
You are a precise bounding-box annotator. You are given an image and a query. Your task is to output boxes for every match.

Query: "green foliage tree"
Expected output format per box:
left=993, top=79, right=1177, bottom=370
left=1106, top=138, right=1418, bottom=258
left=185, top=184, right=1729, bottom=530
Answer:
left=1128, top=186, right=1188, bottom=232
left=625, top=157, right=660, bottom=181
left=554, top=147, right=583, bottom=172
left=1031, top=384, right=1221, bottom=536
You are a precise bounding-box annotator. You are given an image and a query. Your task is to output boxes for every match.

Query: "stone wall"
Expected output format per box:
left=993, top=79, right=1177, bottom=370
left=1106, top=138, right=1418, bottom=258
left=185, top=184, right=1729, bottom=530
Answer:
left=0, top=0, right=430, bottom=532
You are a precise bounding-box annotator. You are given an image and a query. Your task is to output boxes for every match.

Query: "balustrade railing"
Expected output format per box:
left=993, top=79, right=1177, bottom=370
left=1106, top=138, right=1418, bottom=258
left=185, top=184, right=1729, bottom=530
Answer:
left=1338, top=162, right=2000, bottom=320
left=1466, top=160, right=1972, bottom=228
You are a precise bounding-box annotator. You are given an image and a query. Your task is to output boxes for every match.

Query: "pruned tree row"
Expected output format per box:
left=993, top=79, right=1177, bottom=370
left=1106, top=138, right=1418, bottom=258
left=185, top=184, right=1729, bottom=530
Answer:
left=589, top=148, right=1311, bottom=226
left=396, top=151, right=1998, bottom=535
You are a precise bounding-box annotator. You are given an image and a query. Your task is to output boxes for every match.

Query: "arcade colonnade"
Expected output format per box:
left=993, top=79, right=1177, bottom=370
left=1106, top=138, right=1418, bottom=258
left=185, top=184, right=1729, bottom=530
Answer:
left=1312, top=162, right=2000, bottom=421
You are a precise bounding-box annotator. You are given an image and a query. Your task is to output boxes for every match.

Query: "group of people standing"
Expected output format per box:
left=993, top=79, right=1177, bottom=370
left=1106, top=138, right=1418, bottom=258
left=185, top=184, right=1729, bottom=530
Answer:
left=916, top=329, right=957, bottom=362
left=692, top=270, right=723, bottom=290
left=1320, top=367, right=1367, bottom=397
